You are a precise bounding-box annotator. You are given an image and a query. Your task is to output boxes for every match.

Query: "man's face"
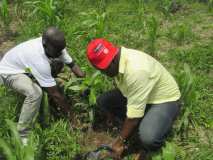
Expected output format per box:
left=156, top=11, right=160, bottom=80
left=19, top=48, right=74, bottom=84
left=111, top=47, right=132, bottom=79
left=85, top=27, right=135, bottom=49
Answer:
left=100, top=59, right=118, bottom=77
left=44, top=43, right=63, bottom=58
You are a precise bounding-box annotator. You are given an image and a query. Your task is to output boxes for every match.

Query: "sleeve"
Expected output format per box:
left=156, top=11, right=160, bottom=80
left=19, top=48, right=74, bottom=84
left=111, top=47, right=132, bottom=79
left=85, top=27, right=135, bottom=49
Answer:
left=58, top=48, right=73, bottom=64
left=125, top=70, right=157, bottom=118
left=30, top=61, right=56, bottom=87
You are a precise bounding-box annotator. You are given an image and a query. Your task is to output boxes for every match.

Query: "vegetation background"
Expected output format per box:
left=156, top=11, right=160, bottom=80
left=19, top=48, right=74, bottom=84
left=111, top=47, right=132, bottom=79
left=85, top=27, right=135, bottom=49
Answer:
left=0, top=0, right=212, bottom=160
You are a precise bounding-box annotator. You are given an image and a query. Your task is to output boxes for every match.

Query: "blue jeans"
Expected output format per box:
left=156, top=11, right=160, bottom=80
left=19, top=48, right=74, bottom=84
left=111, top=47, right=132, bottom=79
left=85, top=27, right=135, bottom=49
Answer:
left=97, top=89, right=180, bottom=151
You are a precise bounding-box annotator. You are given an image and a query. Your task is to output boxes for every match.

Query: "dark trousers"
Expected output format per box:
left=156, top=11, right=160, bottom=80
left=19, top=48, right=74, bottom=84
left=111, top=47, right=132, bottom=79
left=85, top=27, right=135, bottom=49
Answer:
left=97, top=89, right=180, bottom=151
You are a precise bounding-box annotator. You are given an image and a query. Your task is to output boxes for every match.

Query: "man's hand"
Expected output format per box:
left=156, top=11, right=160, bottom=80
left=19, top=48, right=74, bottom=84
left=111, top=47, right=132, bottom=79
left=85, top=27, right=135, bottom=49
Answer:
left=68, top=63, right=85, bottom=78
left=111, top=136, right=126, bottom=159
left=110, top=118, right=141, bottom=159
left=44, top=86, right=72, bottom=117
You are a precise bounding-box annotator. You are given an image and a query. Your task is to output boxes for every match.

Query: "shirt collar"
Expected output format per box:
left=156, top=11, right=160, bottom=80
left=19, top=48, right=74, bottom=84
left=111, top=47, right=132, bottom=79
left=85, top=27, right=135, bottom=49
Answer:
left=118, top=47, right=126, bottom=74
left=38, top=37, right=51, bottom=62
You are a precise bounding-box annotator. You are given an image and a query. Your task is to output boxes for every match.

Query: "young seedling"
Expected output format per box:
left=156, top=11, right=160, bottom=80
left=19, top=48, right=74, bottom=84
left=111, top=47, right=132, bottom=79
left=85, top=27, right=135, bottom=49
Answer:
left=168, top=24, right=194, bottom=45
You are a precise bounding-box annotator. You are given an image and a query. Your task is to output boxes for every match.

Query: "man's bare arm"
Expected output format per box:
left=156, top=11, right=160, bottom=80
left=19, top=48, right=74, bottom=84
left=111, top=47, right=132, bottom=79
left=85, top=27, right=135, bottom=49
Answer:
left=67, top=62, right=85, bottom=78
left=44, top=86, right=72, bottom=118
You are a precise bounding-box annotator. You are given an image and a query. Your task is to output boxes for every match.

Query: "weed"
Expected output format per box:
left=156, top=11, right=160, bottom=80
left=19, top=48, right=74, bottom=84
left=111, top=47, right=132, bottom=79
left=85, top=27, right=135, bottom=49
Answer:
left=17, top=20, right=43, bottom=41
left=152, top=141, right=187, bottom=160
left=174, top=63, right=198, bottom=138
left=167, top=23, right=195, bottom=45
left=166, top=43, right=212, bottom=73
left=14, top=0, right=25, bottom=19
left=0, top=119, right=38, bottom=160
left=158, top=0, right=174, bottom=17
left=0, top=0, right=11, bottom=29
left=157, top=0, right=183, bottom=17
left=137, top=0, right=146, bottom=31
left=98, top=0, right=108, bottom=12
left=208, top=0, right=213, bottom=11
left=38, top=120, right=81, bottom=159
left=146, top=15, right=158, bottom=57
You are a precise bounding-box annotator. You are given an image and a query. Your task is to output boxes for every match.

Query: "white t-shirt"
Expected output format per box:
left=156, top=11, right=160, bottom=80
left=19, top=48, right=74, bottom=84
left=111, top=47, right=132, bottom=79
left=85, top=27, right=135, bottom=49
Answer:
left=0, top=37, right=73, bottom=87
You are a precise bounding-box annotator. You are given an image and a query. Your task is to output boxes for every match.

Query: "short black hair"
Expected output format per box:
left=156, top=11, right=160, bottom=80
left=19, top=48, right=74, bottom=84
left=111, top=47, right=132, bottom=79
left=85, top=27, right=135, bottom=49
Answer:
left=42, top=27, right=66, bottom=50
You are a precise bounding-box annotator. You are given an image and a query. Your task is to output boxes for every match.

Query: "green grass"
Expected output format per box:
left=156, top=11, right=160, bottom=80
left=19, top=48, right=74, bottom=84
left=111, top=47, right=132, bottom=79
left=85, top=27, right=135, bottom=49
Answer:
left=0, top=0, right=11, bottom=29
left=0, top=0, right=212, bottom=159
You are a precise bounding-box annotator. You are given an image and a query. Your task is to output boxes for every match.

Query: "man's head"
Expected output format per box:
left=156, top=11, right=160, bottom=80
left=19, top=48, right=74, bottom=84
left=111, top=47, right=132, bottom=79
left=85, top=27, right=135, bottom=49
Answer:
left=42, top=27, right=66, bottom=58
left=87, top=38, right=120, bottom=77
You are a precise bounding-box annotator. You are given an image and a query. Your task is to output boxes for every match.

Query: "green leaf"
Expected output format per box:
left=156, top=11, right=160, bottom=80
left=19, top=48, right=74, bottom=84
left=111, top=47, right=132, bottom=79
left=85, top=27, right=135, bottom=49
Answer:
left=162, top=142, right=176, bottom=160
left=152, top=153, right=162, bottom=160
left=23, top=145, right=35, bottom=160
left=0, top=139, right=15, bottom=160
left=89, top=89, right=96, bottom=106
left=5, top=119, right=22, bottom=149
left=69, top=85, right=81, bottom=91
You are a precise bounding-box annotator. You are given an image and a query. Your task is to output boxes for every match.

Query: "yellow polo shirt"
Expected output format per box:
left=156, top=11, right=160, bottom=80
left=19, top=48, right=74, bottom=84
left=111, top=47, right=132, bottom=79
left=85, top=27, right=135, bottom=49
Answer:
left=115, top=47, right=181, bottom=118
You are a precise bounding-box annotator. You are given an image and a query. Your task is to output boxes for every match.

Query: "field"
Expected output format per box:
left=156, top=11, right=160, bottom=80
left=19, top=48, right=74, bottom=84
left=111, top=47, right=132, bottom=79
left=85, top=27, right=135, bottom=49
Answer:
left=0, top=0, right=212, bottom=160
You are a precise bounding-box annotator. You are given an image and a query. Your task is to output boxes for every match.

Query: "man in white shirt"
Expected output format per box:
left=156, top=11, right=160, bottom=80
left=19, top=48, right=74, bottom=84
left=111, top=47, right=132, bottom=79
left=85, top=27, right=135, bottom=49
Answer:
left=0, top=27, right=85, bottom=145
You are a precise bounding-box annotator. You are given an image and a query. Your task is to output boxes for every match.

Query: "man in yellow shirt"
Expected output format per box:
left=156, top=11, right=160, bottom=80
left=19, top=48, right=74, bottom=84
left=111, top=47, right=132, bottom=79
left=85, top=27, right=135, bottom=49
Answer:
left=87, top=38, right=181, bottom=159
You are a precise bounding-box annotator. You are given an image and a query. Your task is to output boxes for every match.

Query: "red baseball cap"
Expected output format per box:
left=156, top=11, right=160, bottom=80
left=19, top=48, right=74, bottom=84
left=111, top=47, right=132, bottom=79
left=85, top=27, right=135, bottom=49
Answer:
left=87, top=38, right=119, bottom=69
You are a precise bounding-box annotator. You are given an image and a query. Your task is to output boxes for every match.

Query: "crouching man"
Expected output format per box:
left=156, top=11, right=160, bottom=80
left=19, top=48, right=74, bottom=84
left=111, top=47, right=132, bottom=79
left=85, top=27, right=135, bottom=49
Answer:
left=86, top=39, right=181, bottom=159
left=0, top=27, right=85, bottom=145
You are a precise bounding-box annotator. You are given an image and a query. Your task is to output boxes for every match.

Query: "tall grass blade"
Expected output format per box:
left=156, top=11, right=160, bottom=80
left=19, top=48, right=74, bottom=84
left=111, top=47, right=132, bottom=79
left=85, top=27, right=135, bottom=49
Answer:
left=147, top=16, right=158, bottom=57
left=5, top=119, right=22, bottom=156
left=0, top=0, right=11, bottom=28
left=0, top=139, right=15, bottom=160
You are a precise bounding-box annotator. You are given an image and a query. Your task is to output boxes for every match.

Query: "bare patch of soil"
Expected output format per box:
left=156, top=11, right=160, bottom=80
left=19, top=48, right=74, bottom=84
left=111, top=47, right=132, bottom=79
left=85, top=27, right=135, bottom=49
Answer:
left=79, top=130, right=114, bottom=152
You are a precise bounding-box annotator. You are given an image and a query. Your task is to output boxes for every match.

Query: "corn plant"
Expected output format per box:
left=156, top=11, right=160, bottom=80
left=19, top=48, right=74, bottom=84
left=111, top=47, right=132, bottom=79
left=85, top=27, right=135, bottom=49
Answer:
left=0, top=119, right=38, bottom=160
left=146, top=16, right=158, bottom=57
left=158, top=0, right=173, bottom=17
left=157, top=0, right=181, bottom=17
left=80, top=10, right=107, bottom=38
left=167, top=23, right=194, bottom=45
left=0, top=0, right=11, bottom=29
left=24, top=0, right=61, bottom=25
left=175, top=63, right=198, bottom=138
